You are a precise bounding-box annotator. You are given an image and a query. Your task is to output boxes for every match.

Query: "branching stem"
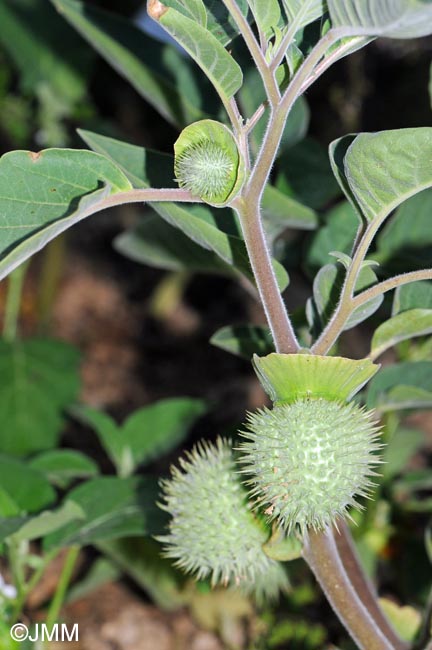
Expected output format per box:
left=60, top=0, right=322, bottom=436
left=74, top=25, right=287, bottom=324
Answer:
left=353, top=269, right=432, bottom=309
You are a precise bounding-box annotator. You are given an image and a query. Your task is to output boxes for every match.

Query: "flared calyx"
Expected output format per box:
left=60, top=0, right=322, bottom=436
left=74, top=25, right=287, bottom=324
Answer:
left=174, top=120, right=245, bottom=206
left=158, top=438, right=288, bottom=601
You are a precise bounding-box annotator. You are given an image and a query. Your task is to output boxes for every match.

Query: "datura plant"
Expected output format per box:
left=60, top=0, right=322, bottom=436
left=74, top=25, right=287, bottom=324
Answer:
left=1, top=1, right=432, bottom=649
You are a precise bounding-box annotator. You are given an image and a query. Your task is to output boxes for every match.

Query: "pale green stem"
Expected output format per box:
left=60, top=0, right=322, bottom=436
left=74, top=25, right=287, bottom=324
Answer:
left=11, top=548, right=60, bottom=623
left=45, top=546, right=80, bottom=631
left=221, top=0, right=280, bottom=106
left=3, top=262, right=28, bottom=342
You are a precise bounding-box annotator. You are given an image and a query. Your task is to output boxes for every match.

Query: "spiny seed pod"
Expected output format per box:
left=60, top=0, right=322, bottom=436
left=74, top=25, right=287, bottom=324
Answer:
left=158, top=438, right=288, bottom=601
left=174, top=120, right=244, bottom=206
left=239, top=398, right=382, bottom=533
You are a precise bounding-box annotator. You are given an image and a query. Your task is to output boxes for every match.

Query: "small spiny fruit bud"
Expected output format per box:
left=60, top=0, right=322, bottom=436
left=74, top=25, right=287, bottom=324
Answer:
left=174, top=120, right=244, bottom=206
left=239, top=398, right=382, bottom=533
left=158, top=438, right=288, bottom=601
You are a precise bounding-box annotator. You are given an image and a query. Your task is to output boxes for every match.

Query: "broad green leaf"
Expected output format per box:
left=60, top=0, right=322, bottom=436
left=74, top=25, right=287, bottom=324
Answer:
left=248, top=0, right=281, bottom=38
left=262, top=184, right=318, bottom=241
left=366, top=361, right=432, bottom=408
left=342, top=128, right=432, bottom=224
left=0, top=148, right=132, bottom=280
left=370, top=310, right=432, bottom=360
left=29, top=449, right=99, bottom=488
left=78, top=129, right=289, bottom=290
left=0, top=339, right=80, bottom=456
left=0, top=0, right=92, bottom=104
left=282, top=0, right=327, bottom=30
left=305, top=201, right=358, bottom=273
left=44, top=476, right=164, bottom=549
left=97, top=538, right=184, bottom=610
left=328, top=0, right=432, bottom=38
left=52, top=0, right=206, bottom=128
left=163, top=0, right=250, bottom=46
left=254, top=353, right=379, bottom=404
left=311, top=263, right=382, bottom=332
left=0, top=456, right=56, bottom=514
left=0, top=515, right=29, bottom=543
left=11, top=501, right=85, bottom=543
left=381, top=385, right=432, bottom=411
left=114, top=216, right=232, bottom=275
left=72, top=398, right=206, bottom=477
left=393, top=281, right=432, bottom=315
left=277, top=137, right=341, bottom=210
left=382, top=428, right=425, bottom=480
left=378, top=600, right=421, bottom=643
left=148, top=1, right=243, bottom=100
left=374, top=189, right=432, bottom=272
left=210, top=325, right=274, bottom=359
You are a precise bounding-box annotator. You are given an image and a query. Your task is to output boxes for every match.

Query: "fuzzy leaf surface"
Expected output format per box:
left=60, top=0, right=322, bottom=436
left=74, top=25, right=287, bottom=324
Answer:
left=370, top=310, right=432, bottom=360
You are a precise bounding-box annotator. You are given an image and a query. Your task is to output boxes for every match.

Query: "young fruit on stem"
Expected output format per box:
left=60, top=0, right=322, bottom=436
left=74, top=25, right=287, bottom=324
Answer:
left=239, top=398, right=382, bottom=533
left=174, top=120, right=245, bottom=206
left=158, top=438, right=288, bottom=601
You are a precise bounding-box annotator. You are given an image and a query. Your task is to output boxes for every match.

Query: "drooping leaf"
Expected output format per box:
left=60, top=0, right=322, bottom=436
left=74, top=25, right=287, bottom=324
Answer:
left=328, top=0, right=432, bottom=39
left=393, top=281, right=432, bottom=315
left=44, top=476, right=164, bottom=549
left=210, top=325, right=274, bottom=359
left=0, top=339, right=80, bottom=456
left=0, top=148, right=132, bottom=280
left=72, top=398, right=206, bottom=477
left=148, top=0, right=243, bottom=101
left=11, top=501, right=85, bottom=543
left=52, top=0, right=207, bottom=127
left=370, top=310, right=432, bottom=360
left=29, top=449, right=99, bottom=488
left=337, top=128, right=432, bottom=224
left=78, top=129, right=289, bottom=290
left=0, top=456, right=56, bottom=514
left=261, top=184, right=318, bottom=241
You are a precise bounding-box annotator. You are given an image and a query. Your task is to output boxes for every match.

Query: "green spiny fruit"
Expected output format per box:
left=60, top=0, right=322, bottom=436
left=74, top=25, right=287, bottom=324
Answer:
left=158, top=438, right=288, bottom=601
left=174, top=119, right=244, bottom=206
left=239, top=398, right=382, bottom=533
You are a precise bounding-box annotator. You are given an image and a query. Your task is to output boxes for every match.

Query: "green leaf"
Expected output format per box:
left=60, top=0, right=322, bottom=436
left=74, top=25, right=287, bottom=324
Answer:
left=329, top=0, right=432, bottom=38
left=11, top=501, right=85, bottom=543
left=262, top=184, right=318, bottom=241
left=382, top=385, right=432, bottom=411
left=44, top=476, right=164, bottom=549
left=370, top=310, right=432, bottom=360
left=305, top=201, right=358, bottom=273
left=0, top=339, right=80, bottom=456
left=254, top=353, right=379, bottom=404
left=72, top=398, right=206, bottom=477
left=311, top=262, right=382, bottom=332
left=0, top=456, right=56, bottom=514
left=262, top=527, right=302, bottom=562
left=366, top=361, right=432, bottom=409
left=0, top=0, right=92, bottom=104
left=378, top=599, right=421, bottom=642
left=374, top=189, right=432, bottom=272
left=29, top=449, right=99, bottom=488
left=149, top=1, right=243, bottom=100
left=0, top=516, right=29, bottom=543
left=248, top=0, right=281, bottom=38
left=382, top=428, right=425, bottom=480
left=341, top=128, right=432, bottom=224
left=282, top=0, right=327, bottom=31
left=393, top=280, right=432, bottom=315
left=78, top=129, right=289, bottom=290
left=114, top=216, right=231, bottom=275
left=210, top=325, right=274, bottom=359
left=52, top=0, right=206, bottom=128
left=277, top=137, right=341, bottom=210
left=0, top=148, right=132, bottom=280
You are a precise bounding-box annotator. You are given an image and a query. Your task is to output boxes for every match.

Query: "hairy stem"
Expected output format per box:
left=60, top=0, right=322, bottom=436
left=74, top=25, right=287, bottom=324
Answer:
left=334, top=521, right=408, bottom=650
left=303, top=527, right=394, bottom=650
left=235, top=198, right=299, bottom=353
left=221, top=0, right=280, bottom=106
left=353, top=269, right=432, bottom=309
